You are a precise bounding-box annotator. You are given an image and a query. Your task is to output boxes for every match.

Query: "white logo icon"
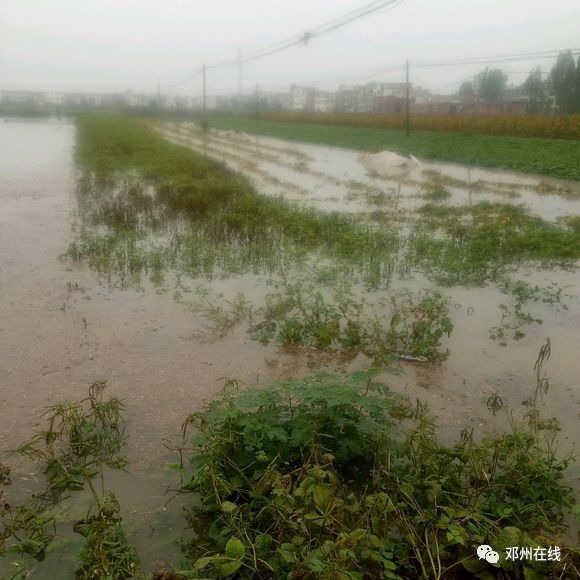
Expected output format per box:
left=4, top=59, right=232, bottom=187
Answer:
left=477, top=545, right=500, bottom=564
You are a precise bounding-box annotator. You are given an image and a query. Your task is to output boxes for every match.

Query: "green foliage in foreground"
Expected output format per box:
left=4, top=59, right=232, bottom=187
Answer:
left=201, top=115, right=580, bottom=181
left=178, top=367, right=578, bottom=579
left=0, top=383, right=139, bottom=579
left=1, top=347, right=579, bottom=578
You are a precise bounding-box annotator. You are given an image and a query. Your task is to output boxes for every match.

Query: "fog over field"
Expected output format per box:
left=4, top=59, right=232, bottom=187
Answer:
left=1, top=0, right=579, bottom=93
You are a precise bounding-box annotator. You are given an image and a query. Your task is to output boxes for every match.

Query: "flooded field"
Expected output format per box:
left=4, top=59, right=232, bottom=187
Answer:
left=153, top=120, right=580, bottom=442
left=1, top=116, right=579, bottom=576
left=157, top=121, right=580, bottom=219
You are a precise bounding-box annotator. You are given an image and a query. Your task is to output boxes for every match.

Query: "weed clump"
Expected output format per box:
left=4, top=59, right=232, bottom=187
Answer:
left=408, top=202, right=580, bottom=285
left=0, top=382, right=139, bottom=579
left=248, top=281, right=453, bottom=363
left=178, top=364, right=578, bottom=579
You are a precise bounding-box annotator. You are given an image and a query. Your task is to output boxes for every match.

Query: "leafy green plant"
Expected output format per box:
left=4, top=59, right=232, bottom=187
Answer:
left=0, top=382, right=139, bottom=579
left=247, top=281, right=453, bottom=362
left=176, top=357, right=578, bottom=579
left=177, top=371, right=410, bottom=578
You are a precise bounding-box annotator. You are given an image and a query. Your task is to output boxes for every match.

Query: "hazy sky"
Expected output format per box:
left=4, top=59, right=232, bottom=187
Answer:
left=1, top=0, right=579, bottom=96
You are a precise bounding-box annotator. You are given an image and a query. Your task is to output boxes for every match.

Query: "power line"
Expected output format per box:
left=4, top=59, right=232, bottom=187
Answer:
left=222, top=48, right=575, bottom=95
left=160, top=69, right=202, bottom=89
left=164, top=0, right=406, bottom=83
left=256, top=63, right=406, bottom=90
left=412, top=48, right=580, bottom=68
left=174, top=47, right=576, bottom=92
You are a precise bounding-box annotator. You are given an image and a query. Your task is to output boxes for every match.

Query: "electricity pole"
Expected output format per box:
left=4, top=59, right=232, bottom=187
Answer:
left=238, top=50, right=243, bottom=97
left=405, top=60, right=410, bottom=137
left=202, top=63, right=207, bottom=132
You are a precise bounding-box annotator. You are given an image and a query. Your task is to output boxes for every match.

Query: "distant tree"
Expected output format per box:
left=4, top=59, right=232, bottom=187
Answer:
left=479, top=69, right=508, bottom=102
left=458, top=81, right=474, bottom=97
left=549, top=50, right=577, bottom=113
left=523, top=66, right=546, bottom=113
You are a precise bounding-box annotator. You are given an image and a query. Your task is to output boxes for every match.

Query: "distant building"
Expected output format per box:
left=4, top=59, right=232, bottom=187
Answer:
left=373, top=95, right=406, bottom=114
left=335, top=85, right=360, bottom=112
left=281, top=86, right=316, bottom=112
left=0, top=90, right=46, bottom=105
left=45, top=91, right=66, bottom=106
left=334, top=82, right=410, bottom=113
left=313, top=90, right=335, bottom=112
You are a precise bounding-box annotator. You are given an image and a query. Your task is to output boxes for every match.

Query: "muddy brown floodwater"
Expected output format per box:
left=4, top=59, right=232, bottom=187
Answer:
left=1, top=118, right=579, bottom=574
left=0, top=118, right=334, bottom=574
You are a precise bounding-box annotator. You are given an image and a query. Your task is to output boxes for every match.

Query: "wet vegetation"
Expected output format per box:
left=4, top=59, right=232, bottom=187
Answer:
left=69, top=115, right=580, bottom=294
left=194, top=279, right=453, bottom=363
left=66, top=114, right=580, bottom=391
left=0, top=383, right=139, bottom=579
left=408, top=201, right=580, bottom=285
left=1, top=344, right=579, bottom=578
left=199, top=115, right=580, bottom=181
left=68, top=115, right=404, bottom=293
left=178, top=355, right=579, bottom=579
left=489, top=279, right=568, bottom=345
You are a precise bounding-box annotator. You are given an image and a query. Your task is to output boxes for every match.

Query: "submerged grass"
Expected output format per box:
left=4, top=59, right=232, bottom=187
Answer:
left=71, top=115, right=580, bottom=294
left=406, top=201, right=580, bottom=285
left=195, top=115, right=580, bottom=181
left=71, top=114, right=399, bottom=288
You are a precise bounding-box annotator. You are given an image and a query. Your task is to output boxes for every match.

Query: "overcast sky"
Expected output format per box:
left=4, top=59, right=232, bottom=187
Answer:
left=1, top=0, right=579, bottom=96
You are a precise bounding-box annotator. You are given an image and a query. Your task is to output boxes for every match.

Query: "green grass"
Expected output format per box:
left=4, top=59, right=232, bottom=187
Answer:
left=199, top=115, right=580, bottom=181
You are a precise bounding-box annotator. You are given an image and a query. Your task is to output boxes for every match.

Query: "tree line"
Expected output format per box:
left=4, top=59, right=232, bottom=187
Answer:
left=458, top=50, right=580, bottom=113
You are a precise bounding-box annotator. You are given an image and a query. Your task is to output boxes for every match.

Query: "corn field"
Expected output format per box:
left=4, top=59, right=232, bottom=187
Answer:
left=262, top=111, right=580, bottom=140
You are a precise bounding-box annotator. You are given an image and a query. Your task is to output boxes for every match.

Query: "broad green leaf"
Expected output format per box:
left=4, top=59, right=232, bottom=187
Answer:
left=255, top=533, right=272, bottom=553
left=218, top=560, right=242, bottom=577
left=193, top=556, right=213, bottom=570
left=225, top=536, right=245, bottom=560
